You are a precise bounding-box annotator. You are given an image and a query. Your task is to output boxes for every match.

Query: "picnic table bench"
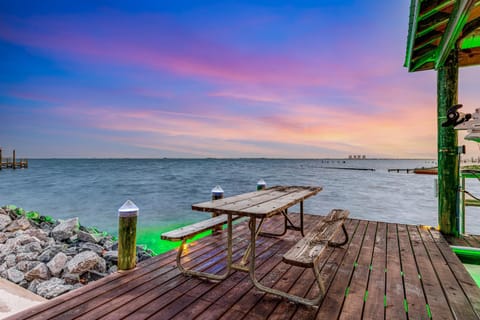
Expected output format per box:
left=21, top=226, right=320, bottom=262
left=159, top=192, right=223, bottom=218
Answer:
left=161, top=186, right=350, bottom=307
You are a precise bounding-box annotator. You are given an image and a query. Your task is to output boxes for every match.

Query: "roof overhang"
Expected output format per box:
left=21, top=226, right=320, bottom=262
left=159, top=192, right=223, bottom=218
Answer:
left=405, top=0, right=480, bottom=72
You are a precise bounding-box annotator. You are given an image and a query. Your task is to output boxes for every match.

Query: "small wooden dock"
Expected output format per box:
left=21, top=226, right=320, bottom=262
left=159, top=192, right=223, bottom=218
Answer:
left=9, top=214, right=480, bottom=320
left=0, top=149, right=28, bottom=170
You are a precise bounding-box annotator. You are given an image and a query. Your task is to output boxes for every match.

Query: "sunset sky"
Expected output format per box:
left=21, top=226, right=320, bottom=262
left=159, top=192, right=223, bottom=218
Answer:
left=1, top=1, right=479, bottom=158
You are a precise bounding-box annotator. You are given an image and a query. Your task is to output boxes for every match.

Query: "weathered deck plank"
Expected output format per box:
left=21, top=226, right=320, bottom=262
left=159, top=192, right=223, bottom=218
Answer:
left=398, top=224, right=429, bottom=319
left=385, top=223, right=407, bottom=320
left=419, top=227, right=478, bottom=319
left=362, top=222, right=387, bottom=320
left=8, top=214, right=480, bottom=320
left=339, top=220, right=376, bottom=320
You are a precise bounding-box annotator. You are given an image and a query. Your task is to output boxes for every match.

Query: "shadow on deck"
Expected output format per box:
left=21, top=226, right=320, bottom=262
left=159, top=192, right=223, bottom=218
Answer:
left=9, top=214, right=480, bottom=320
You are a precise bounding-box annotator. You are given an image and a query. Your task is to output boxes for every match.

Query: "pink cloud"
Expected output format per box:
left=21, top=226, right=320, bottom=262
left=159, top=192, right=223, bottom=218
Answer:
left=0, top=13, right=379, bottom=90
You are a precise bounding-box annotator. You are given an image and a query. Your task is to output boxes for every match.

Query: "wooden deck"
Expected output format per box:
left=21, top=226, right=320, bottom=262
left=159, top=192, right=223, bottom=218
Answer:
left=446, top=233, right=480, bottom=248
left=9, top=214, right=480, bottom=320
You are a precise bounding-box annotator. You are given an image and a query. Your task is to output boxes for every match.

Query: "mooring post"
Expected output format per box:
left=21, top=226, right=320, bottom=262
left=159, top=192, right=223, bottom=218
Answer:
left=437, top=49, right=459, bottom=236
left=211, top=185, right=224, bottom=234
left=12, top=149, right=16, bottom=170
left=257, top=179, right=266, bottom=190
left=0, top=148, right=2, bottom=170
left=118, top=200, right=139, bottom=270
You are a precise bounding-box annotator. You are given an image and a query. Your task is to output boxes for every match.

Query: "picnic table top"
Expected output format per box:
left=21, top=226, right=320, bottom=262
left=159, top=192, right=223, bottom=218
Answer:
left=192, top=185, right=322, bottom=218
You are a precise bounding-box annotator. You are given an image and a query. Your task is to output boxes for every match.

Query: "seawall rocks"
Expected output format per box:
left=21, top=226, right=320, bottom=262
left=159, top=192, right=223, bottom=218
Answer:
left=0, top=206, right=154, bottom=299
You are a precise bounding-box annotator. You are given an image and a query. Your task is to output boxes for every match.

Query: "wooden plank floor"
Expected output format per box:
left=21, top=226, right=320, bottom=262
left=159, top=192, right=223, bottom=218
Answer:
left=9, top=214, right=480, bottom=320
left=446, top=233, right=480, bottom=248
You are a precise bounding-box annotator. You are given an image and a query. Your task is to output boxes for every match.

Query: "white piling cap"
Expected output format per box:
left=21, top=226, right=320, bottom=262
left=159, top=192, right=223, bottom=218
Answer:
left=211, top=185, right=224, bottom=194
left=118, top=200, right=139, bottom=217
left=257, top=179, right=266, bottom=186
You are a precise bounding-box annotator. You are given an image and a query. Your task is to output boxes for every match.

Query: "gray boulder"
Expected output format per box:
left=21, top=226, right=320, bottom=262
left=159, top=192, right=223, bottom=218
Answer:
left=17, top=242, right=43, bottom=254
left=24, top=228, right=50, bottom=242
left=28, top=279, right=42, bottom=294
left=0, top=214, right=12, bottom=231
left=80, top=242, right=104, bottom=255
left=16, top=252, right=39, bottom=262
left=51, top=218, right=79, bottom=241
left=7, top=268, right=24, bottom=283
left=5, top=217, right=30, bottom=232
left=5, top=254, right=16, bottom=268
left=16, top=260, right=41, bottom=272
left=103, top=250, right=118, bottom=263
left=16, top=234, right=41, bottom=246
left=66, top=251, right=101, bottom=274
left=25, top=263, right=49, bottom=281
left=0, top=232, right=7, bottom=244
left=36, top=278, right=73, bottom=299
left=47, top=252, right=68, bottom=276
left=78, top=230, right=103, bottom=243
left=62, top=273, right=80, bottom=284
left=38, top=249, right=56, bottom=263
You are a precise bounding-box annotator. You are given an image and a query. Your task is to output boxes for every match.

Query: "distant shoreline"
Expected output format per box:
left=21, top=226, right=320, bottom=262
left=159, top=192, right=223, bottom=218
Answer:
left=22, top=157, right=437, bottom=161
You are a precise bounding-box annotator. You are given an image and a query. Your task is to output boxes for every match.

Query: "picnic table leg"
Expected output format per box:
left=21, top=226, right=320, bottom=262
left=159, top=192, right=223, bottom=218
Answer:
left=259, top=208, right=304, bottom=238
left=248, top=216, right=324, bottom=307
left=175, top=214, right=233, bottom=281
left=237, top=217, right=266, bottom=267
left=300, top=201, right=305, bottom=236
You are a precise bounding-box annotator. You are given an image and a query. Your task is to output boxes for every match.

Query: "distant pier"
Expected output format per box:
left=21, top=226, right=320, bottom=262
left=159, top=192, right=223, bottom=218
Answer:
left=388, top=168, right=415, bottom=173
left=0, top=149, right=28, bottom=170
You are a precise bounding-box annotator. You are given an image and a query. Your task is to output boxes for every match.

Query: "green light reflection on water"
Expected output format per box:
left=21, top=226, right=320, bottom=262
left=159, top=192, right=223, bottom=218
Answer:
left=135, top=224, right=212, bottom=255
left=464, top=264, right=480, bottom=287
left=135, top=219, right=245, bottom=255
left=452, top=247, right=480, bottom=287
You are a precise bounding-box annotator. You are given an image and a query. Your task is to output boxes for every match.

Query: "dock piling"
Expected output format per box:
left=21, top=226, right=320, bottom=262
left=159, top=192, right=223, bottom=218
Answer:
left=211, top=186, right=224, bottom=234
left=118, top=200, right=139, bottom=271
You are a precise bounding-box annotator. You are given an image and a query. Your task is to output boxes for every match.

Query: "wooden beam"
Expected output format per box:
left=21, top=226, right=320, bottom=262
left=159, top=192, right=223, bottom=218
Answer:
left=417, top=11, right=450, bottom=38
left=458, top=47, right=480, bottom=65
left=414, top=30, right=443, bottom=51
left=411, top=52, right=436, bottom=72
left=461, top=17, right=480, bottom=39
left=413, top=43, right=438, bottom=58
left=420, top=0, right=454, bottom=17
left=435, top=0, right=476, bottom=69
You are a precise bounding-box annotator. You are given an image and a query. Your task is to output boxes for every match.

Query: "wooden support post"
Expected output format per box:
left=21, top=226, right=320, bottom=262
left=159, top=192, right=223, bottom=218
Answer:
left=437, top=49, right=459, bottom=236
left=0, top=148, right=2, bottom=170
left=12, top=149, right=16, bottom=169
left=211, top=185, right=224, bottom=234
left=118, top=200, right=139, bottom=270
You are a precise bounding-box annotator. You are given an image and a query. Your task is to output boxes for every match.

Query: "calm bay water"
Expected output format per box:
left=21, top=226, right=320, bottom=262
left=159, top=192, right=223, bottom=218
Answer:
left=1, top=159, right=480, bottom=252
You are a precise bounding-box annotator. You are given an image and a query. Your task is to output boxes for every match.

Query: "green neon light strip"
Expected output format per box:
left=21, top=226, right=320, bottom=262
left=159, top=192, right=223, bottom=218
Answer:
left=364, top=290, right=369, bottom=302
left=461, top=35, right=480, bottom=50
left=426, top=304, right=432, bottom=318
left=345, top=286, right=350, bottom=297
left=404, top=299, right=409, bottom=313
left=451, top=246, right=480, bottom=265
left=384, top=295, right=387, bottom=307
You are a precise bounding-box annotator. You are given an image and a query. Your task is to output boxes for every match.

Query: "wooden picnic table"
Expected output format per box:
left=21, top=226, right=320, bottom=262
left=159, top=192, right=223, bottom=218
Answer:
left=189, top=186, right=323, bottom=300
left=192, top=185, right=322, bottom=236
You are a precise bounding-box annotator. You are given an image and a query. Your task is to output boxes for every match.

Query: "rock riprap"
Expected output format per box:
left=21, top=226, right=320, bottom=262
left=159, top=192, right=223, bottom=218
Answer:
left=0, top=205, right=154, bottom=299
